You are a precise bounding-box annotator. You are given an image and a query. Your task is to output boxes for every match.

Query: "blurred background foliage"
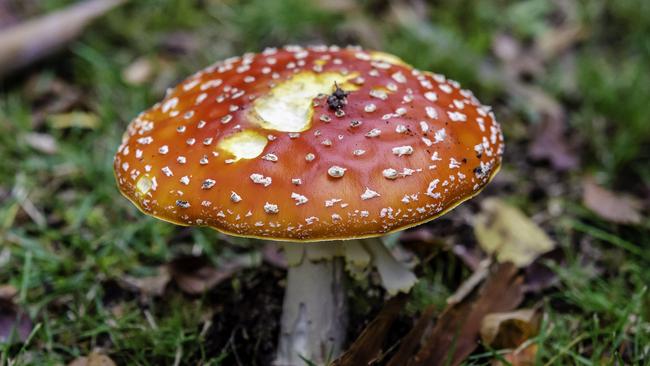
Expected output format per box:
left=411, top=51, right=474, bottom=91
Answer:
left=0, top=0, right=649, bottom=365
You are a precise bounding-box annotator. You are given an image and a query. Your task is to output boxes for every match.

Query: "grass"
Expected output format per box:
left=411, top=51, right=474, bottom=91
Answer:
left=0, top=0, right=649, bottom=365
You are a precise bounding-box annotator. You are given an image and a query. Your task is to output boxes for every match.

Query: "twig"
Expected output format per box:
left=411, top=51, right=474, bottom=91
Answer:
left=0, top=0, right=128, bottom=77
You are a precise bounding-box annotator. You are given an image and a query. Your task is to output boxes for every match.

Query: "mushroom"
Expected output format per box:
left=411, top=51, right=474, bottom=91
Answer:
left=113, top=45, right=504, bottom=365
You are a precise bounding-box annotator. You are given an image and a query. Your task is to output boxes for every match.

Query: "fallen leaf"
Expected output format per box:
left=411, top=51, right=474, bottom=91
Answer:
left=332, top=295, right=407, bottom=366
left=492, top=33, right=544, bottom=79
left=523, top=249, right=562, bottom=293
left=474, top=198, right=555, bottom=267
left=385, top=305, right=436, bottom=366
left=0, top=0, right=128, bottom=78
left=119, top=266, right=170, bottom=298
left=480, top=309, right=540, bottom=348
left=168, top=254, right=256, bottom=295
left=493, top=343, right=538, bottom=366
left=68, top=352, right=117, bottom=366
left=491, top=33, right=579, bottom=171
left=47, top=111, right=100, bottom=130
left=528, top=114, right=579, bottom=171
left=516, top=84, right=579, bottom=171
left=409, top=263, right=524, bottom=366
left=122, top=57, right=154, bottom=86
left=24, top=133, right=58, bottom=154
left=0, top=296, right=33, bottom=344
left=582, top=178, right=643, bottom=225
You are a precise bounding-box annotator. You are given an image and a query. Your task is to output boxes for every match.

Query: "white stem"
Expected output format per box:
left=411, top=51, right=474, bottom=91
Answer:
left=275, top=244, right=347, bottom=366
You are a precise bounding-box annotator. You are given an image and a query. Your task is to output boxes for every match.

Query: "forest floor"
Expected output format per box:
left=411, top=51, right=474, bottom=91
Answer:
left=0, top=0, right=649, bottom=365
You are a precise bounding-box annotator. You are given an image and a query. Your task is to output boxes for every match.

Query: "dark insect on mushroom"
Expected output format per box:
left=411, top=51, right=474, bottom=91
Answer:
left=327, top=95, right=344, bottom=110
left=327, top=82, right=349, bottom=111
left=332, top=83, right=348, bottom=99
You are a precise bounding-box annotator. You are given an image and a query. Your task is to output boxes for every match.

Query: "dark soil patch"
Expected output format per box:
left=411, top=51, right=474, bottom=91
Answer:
left=203, top=265, right=285, bottom=365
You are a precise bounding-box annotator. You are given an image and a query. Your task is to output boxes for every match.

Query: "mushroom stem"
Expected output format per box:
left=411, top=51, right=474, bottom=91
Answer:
left=275, top=238, right=417, bottom=364
left=275, top=243, right=347, bottom=366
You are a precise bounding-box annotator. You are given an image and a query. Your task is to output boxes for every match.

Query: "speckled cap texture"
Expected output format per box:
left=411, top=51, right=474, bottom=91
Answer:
left=114, top=45, right=504, bottom=241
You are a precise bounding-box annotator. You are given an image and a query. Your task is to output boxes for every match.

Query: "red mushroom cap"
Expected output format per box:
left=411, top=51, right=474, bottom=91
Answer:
left=114, top=45, right=504, bottom=241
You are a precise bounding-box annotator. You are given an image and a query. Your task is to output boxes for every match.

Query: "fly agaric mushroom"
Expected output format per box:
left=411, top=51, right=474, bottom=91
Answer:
left=114, top=45, right=503, bottom=365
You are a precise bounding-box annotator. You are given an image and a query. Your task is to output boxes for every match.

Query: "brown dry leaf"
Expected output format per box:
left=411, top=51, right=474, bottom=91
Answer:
left=168, top=254, right=256, bottom=295
left=474, top=198, right=555, bottom=267
left=48, top=111, right=100, bottom=130
left=68, top=353, right=117, bottom=366
left=582, top=178, right=643, bottom=225
left=409, top=263, right=524, bottom=366
left=515, top=83, right=579, bottom=171
left=491, top=32, right=579, bottom=171
left=528, top=114, right=579, bottom=171
left=493, top=33, right=544, bottom=78
left=493, top=343, right=538, bottom=366
left=480, top=309, right=540, bottom=349
left=385, top=305, right=436, bottom=366
left=332, top=295, right=407, bottom=366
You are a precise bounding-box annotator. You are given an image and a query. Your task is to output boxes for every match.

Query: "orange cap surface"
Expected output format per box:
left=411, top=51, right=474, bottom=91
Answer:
left=114, top=45, right=504, bottom=241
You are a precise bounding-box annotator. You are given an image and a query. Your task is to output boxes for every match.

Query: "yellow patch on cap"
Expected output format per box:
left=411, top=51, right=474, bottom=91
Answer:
left=250, top=71, right=359, bottom=133
left=218, top=130, right=268, bottom=161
